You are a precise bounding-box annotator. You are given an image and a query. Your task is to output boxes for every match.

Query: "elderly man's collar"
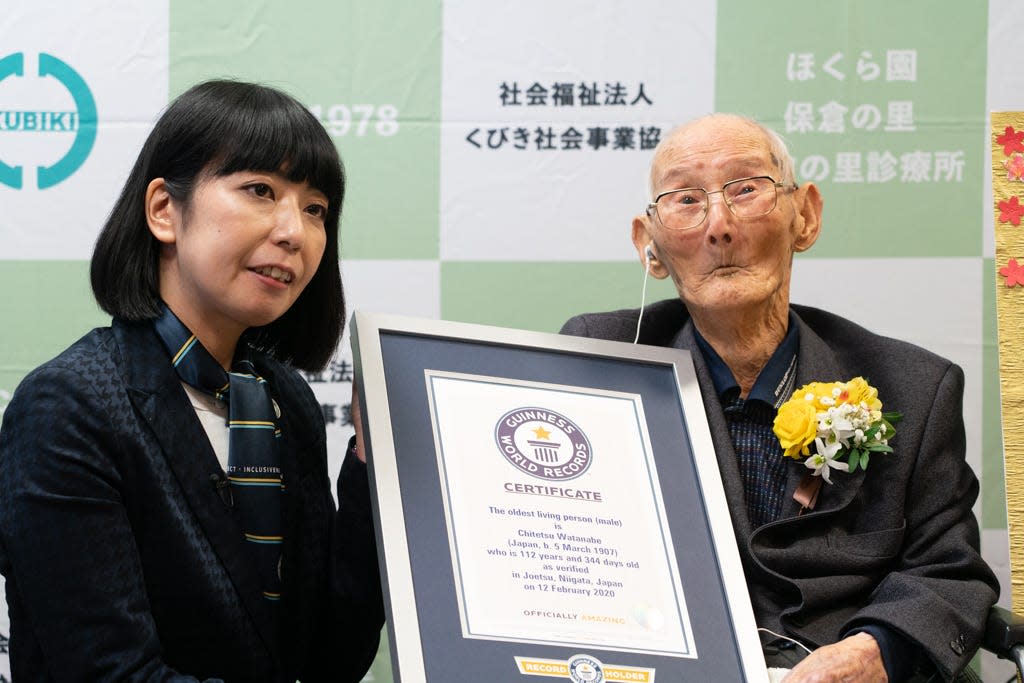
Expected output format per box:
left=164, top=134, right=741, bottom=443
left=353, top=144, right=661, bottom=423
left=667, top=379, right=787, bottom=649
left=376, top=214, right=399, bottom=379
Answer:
left=693, top=312, right=799, bottom=409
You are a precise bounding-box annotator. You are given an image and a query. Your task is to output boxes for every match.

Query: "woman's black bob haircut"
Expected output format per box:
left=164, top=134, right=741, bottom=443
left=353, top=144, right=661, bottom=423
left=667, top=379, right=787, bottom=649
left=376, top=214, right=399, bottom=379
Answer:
left=91, top=79, right=345, bottom=372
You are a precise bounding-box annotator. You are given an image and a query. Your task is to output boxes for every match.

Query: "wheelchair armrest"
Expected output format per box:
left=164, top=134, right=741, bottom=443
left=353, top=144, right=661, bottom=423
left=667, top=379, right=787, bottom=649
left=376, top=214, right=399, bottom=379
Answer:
left=984, top=604, right=1024, bottom=658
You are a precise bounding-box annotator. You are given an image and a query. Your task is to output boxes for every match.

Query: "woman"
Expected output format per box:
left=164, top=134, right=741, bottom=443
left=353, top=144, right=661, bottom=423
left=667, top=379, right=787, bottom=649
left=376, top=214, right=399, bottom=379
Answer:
left=0, top=80, right=383, bottom=682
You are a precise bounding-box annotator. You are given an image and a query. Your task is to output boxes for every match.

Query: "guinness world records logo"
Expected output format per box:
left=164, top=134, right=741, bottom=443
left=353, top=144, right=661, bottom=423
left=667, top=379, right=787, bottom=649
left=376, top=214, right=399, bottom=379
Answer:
left=494, top=407, right=593, bottom=481
left=567, top=654, right=604, bottom=683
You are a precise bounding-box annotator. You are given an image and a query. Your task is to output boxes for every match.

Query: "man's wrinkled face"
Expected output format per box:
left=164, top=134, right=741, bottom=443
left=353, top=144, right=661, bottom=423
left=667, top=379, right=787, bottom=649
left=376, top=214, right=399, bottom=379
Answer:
left=636, top=117, right=819, bottom=319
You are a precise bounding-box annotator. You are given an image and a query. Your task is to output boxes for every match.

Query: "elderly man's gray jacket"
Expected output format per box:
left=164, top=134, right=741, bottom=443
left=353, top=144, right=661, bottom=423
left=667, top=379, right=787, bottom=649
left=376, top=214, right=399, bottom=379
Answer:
left=561, top=298, right=998, bottom=681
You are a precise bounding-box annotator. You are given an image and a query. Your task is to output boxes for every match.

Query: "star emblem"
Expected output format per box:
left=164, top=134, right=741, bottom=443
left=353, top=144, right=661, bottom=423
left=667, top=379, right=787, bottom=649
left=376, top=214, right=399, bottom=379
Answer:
left=999, top=195, right=1024, bottom=226
left=998, top=126, right=1024, bottom=156
left=999, top=258, right=1024, bottom=287
left=531, top=425, right=552, bottom=440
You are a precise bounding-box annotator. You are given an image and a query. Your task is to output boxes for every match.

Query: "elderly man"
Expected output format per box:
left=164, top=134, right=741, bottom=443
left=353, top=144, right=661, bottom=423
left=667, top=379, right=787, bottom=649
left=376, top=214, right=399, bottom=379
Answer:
left=561, top=114, right=997, bottom=682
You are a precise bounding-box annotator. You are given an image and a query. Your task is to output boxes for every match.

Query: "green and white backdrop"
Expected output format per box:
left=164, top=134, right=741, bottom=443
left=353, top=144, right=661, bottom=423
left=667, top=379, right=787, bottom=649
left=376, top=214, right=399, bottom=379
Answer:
left=0, top=1, right=1019, bottom=679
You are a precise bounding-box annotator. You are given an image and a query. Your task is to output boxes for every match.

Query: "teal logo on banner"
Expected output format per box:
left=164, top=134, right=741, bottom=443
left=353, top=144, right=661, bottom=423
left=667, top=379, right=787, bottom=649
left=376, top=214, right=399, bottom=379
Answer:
left=0, top=52, right=97, bottom=189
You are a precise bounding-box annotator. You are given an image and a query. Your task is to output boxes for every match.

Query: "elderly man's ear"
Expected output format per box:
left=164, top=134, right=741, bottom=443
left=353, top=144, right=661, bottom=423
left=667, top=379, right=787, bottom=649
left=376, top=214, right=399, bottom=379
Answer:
left=792, top=182, right=823, bottom=253
left=632, top=215, right=669, bottom=279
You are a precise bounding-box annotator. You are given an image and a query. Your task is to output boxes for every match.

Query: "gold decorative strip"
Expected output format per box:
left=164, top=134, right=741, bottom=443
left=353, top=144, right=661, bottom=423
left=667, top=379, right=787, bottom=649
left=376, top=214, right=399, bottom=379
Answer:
left=992, top=112, right=1024, bottom=609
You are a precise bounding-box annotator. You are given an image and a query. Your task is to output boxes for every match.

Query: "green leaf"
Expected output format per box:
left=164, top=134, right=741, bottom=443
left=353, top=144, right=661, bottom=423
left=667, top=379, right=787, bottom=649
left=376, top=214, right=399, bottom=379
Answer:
left=861, top=451, right=871, bottom=469
left=867, top=444, right=893, bottom=453
left=883, top=411, right=904, bottom=425
left=848, top=450, right=861, bottom=472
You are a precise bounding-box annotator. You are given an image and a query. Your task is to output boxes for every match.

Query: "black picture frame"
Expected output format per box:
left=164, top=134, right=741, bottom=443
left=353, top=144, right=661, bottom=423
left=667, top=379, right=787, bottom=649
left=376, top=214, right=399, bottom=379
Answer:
left=352, top=312, right=768, bottom=683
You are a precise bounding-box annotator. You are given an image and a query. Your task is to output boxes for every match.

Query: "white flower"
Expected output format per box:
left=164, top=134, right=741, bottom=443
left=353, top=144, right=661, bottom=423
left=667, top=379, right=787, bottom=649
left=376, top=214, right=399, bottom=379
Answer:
left=805, top=437, right=850, bottom=484
left=844, top=404, right=876, bottom=436
left=829, top=408, right=855, bottom=434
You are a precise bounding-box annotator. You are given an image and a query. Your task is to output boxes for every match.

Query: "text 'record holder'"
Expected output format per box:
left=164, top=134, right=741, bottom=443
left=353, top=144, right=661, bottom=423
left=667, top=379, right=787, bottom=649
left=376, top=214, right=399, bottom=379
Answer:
left=351, top=312, right=769, bottom=683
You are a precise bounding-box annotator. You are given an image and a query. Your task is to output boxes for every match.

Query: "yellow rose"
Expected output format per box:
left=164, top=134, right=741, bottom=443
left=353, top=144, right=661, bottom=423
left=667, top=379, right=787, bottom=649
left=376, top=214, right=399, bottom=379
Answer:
left=773, top=398, right=819, bottom=458
left=841, top=377, right=882, bottom=411
left=794, top=381, right=843, bottom=411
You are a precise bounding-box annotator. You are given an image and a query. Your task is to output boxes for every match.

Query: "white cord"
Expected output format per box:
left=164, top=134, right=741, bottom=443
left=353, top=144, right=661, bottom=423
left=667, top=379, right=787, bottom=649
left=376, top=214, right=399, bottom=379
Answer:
left=757, top=627, right=814, bottom=655
left=633, top=258, right=652, bottom=344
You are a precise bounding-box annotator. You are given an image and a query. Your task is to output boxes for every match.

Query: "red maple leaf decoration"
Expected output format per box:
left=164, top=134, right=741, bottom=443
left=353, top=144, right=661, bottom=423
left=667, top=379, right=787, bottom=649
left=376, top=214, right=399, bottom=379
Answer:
left=998, top=126, right=1024, bottom=155
left=999, top=195, right=1024, bottom=225
left=999, top=258, right=1024, bottom=287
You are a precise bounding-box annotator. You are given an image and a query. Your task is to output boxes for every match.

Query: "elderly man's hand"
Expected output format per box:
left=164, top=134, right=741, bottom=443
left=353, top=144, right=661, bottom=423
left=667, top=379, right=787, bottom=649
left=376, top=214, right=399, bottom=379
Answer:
left=781, top=632, right=887, bottom=683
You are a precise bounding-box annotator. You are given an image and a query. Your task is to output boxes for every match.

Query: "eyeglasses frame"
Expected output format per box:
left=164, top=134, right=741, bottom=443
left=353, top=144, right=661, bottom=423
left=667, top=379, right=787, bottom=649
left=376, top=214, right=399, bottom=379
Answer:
left=645, top=175, right=798, bottom=231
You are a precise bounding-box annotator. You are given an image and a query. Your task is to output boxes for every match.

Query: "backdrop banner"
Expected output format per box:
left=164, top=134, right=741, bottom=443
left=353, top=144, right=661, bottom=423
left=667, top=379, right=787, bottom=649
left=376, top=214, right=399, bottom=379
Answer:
left=0, top=1, right=1017, bottom=680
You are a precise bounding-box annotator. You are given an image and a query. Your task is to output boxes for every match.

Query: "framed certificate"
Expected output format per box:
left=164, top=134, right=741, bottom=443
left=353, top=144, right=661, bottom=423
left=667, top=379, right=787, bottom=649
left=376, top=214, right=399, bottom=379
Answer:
left=351, top=312, right=768, bottom=683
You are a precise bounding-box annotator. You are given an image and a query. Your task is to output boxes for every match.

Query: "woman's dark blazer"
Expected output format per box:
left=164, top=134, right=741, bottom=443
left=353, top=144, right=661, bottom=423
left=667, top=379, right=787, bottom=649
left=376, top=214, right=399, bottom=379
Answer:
left=0, top=318, right=384, bottom=682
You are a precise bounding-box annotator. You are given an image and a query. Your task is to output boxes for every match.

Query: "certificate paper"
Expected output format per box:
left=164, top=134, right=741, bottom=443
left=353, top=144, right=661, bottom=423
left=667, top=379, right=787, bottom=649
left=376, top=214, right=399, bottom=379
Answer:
left=426, top=371, right=695, bottom=657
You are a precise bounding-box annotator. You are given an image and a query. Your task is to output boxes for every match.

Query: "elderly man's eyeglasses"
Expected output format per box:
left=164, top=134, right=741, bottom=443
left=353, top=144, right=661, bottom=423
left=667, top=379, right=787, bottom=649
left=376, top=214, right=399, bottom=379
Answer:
left=645, top=175, right=796, bottom=231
